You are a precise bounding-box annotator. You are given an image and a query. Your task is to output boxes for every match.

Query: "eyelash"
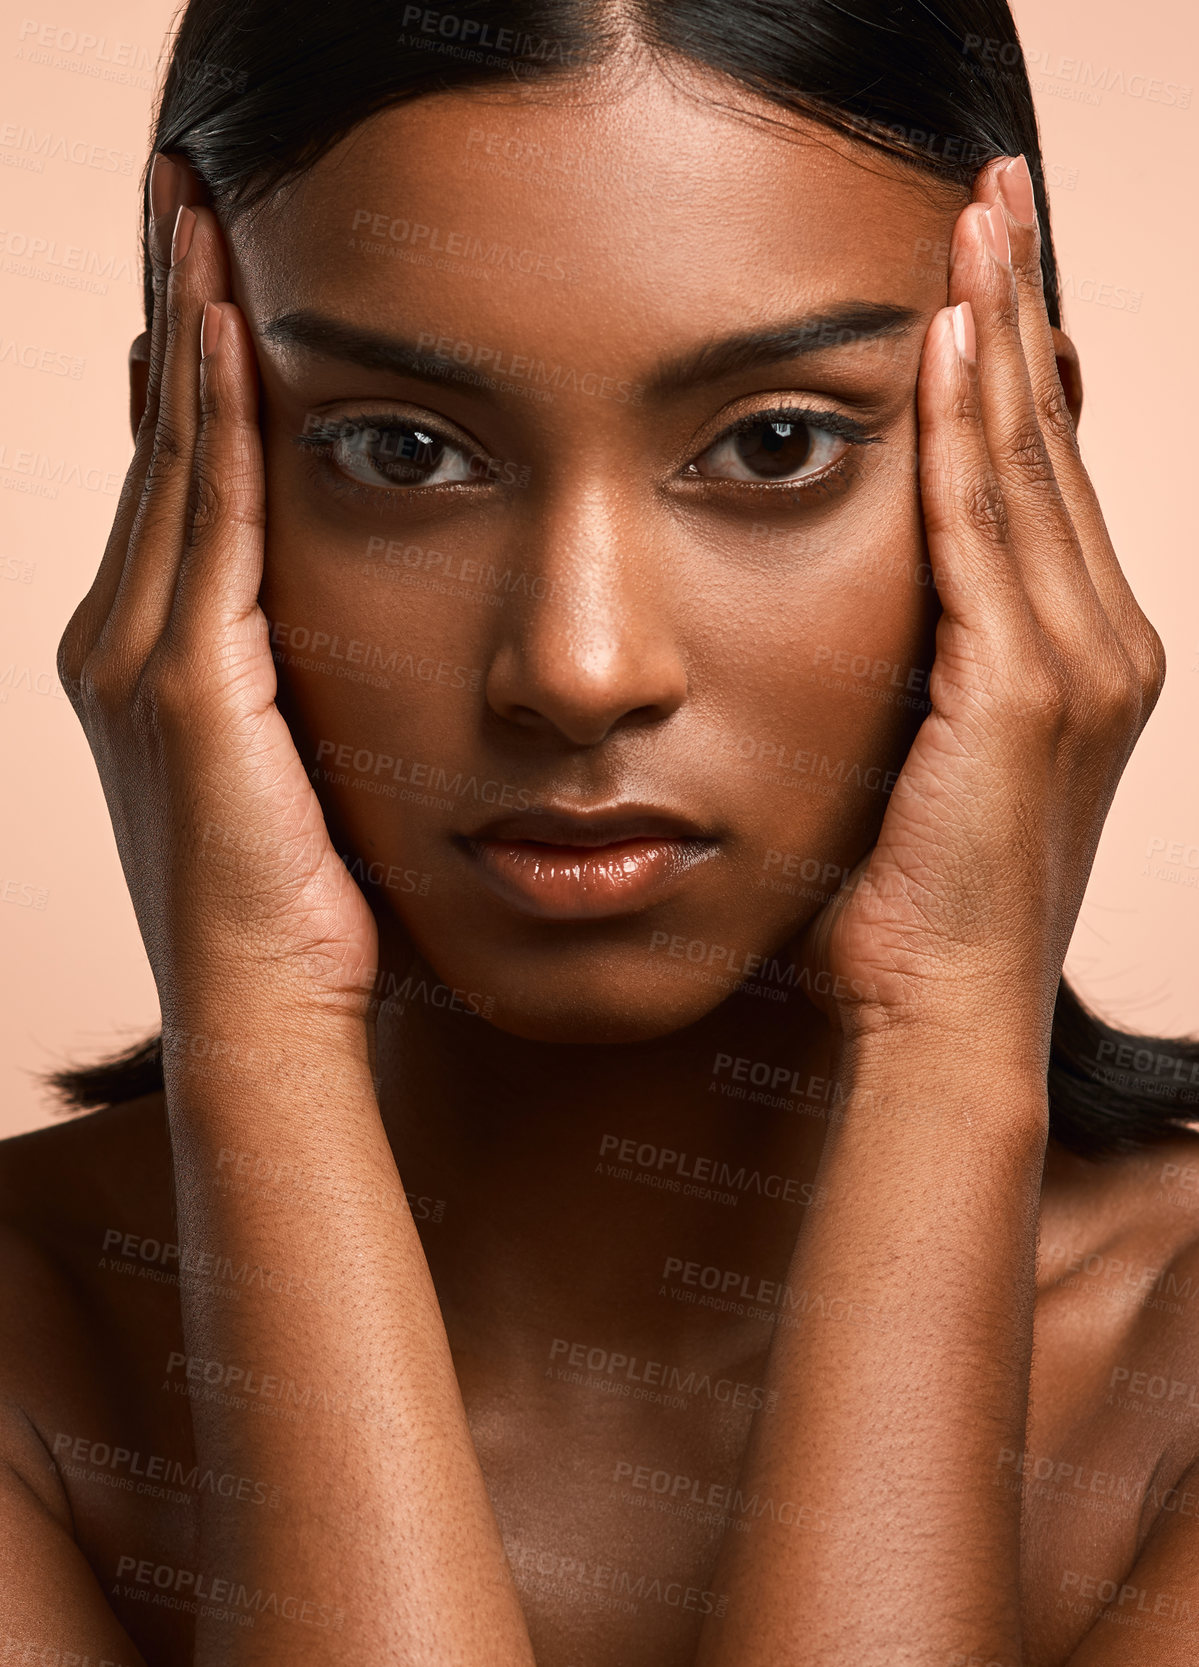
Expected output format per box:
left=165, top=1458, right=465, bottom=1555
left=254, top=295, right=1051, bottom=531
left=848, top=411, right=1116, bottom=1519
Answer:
left=684, top=405, right=880, bottom=491
left=292, top=404, right=881, bottom=506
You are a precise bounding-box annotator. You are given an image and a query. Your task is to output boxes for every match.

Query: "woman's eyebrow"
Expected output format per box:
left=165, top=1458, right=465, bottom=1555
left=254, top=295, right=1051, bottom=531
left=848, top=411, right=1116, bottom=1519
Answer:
left=648, top=302, right=921, bottom=394
left=258, top=301, right=920, bottom=394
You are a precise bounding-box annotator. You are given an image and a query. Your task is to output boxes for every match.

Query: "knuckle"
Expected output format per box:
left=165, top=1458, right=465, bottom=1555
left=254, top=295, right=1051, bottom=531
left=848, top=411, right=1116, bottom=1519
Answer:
left=132, top=643, right=192, bottom=728
left=962, top=476, right=1010, bottom=545
left=998, top=422, right=1056, bottom=488
left=1018, top=654, right=1070, bottom=722
left=991, top=282, right=1021, bottom=339
left=1089, top=645, right=1143, bottom=729
left=948, top=380, right=982, bottom=428
left=1129, top=619, right=1168, bottom=710
left=991, top=621, right=1071, bottom=723
left=1038, top=379, right=1080, bottom=455
left=145, top=415, right=187, bottom=489
left=55, top=610, right=91, bottom=695
left=75, top=648, right=129, bottom=715
left=197, top=360, right=220, bottom=424
left=185, top=465, right=222, bottom=544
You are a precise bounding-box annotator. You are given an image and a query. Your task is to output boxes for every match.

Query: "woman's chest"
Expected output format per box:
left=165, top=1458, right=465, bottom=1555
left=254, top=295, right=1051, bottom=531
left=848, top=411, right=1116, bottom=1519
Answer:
left=460, top=1359, right=758, bottom=1667
left=456, top=1300, right=1194, bottom=1667
left=58, top=1248, right=1199, bottom=1667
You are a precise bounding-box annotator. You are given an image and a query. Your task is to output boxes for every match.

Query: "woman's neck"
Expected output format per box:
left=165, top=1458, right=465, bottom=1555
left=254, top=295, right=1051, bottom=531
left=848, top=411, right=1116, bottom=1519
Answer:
left=372, top=973, right=837, bottom=1367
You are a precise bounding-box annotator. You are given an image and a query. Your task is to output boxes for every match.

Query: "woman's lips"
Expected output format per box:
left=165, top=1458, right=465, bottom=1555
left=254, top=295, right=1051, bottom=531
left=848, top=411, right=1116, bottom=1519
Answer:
left=458, top=814, right=718, bottom=919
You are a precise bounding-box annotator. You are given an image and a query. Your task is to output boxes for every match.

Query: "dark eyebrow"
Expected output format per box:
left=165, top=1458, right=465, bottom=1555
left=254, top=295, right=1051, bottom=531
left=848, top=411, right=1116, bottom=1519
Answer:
left=259, top=301, right=921, bottom=397
left=260, top=311, right=468, bottom=388
left=648, top=302, right=921, bottom=395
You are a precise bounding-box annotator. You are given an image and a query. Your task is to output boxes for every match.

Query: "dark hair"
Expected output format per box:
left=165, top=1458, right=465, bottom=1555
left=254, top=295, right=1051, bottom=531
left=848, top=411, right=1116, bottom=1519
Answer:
left=47, top=0, right=1199, bottom=1159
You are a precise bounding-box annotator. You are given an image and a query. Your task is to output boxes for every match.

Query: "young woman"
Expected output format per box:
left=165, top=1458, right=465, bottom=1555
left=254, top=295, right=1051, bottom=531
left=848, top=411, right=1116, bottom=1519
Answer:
left=2, top=0, right=1196, bottom=1662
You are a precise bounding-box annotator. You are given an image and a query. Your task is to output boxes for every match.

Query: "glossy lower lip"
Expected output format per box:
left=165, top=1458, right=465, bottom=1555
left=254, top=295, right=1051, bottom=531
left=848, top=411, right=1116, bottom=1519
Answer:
left=460, top=836, right=718, bottom=920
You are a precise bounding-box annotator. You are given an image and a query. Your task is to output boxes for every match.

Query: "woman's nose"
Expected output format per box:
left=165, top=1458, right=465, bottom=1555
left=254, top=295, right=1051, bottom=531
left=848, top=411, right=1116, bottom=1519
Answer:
left=483, top=493, right=689, bottom=746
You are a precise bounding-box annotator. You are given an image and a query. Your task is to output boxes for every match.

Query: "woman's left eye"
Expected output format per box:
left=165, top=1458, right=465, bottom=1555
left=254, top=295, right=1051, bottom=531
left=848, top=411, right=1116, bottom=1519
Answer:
left=303, top=417, right=482, bottom=488
left=688, top=412, right=861, bottom=484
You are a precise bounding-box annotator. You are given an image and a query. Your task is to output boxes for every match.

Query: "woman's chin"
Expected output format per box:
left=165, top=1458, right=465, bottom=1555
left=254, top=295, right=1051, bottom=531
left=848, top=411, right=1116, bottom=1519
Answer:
left=478, top=980, right=735, bottom=1046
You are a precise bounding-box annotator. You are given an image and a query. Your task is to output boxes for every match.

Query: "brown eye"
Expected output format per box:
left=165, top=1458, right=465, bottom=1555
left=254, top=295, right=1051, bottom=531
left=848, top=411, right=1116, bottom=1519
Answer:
left=691, top=416, right=850, bottom=484
left=333, top=420, right=478, bottom=487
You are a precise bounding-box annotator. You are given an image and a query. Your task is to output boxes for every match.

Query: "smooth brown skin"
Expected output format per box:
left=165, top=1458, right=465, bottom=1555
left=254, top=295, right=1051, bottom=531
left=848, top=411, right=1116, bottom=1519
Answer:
left=1, top=48, right=1194, bottom=1667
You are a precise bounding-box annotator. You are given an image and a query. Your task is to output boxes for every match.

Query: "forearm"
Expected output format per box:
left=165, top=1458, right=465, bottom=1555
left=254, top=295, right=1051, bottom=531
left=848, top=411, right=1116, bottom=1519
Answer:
left=697, top=1029, right=1048, bottom=1667
left=161, top=1004, right=533, bottom=1666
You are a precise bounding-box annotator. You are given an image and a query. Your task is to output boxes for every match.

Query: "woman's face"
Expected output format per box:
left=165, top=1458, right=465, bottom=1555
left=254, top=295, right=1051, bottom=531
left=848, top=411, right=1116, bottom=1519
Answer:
left=225, top=58, right=965, bottom=1042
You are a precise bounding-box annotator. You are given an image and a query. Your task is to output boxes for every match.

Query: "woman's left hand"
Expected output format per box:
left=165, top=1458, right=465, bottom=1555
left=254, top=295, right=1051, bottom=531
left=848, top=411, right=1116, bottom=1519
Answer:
left=798, top=153, right=1165, bottom=1068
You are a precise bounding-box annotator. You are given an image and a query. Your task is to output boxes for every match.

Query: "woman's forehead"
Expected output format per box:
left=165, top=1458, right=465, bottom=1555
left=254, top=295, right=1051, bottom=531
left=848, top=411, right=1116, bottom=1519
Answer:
left=228, top=69, right=966, bottom=376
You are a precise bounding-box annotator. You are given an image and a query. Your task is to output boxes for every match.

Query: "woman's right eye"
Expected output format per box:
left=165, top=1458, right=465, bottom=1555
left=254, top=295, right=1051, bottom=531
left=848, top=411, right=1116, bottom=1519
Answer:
left=301, top=417, right=484, bottom=489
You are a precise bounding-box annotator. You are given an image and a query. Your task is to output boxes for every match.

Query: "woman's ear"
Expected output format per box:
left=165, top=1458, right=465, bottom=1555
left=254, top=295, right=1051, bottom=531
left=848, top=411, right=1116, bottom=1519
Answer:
left=128, top=153, right=214, bottom=439
left=1050, top=326, right=1083, bottom=429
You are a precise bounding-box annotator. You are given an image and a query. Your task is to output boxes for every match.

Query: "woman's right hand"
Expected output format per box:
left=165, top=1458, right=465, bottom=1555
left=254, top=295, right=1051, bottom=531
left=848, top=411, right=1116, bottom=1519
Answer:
left=57, top=153, right=379, bottom=1038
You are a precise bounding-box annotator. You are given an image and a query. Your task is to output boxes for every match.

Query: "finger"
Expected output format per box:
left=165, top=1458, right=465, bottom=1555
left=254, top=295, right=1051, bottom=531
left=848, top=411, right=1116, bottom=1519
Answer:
left=979, top=157, right=1165, bottom=693
left=102, top=201, right=233, bottom=662
left=58, top=155, right=185, bottom=691
left=137, top=154, right=210, bottom=444
left=917, top=300, right=1029, bottom=636
left=164, top=300, right=268, bottom=648
left=947, top=193, right=1101, bottom=636
left=982, top=157, right=1080, bottom=476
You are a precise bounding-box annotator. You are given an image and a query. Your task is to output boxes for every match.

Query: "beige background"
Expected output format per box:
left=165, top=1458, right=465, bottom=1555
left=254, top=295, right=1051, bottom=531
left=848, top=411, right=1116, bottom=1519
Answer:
left=1, top=2, right=1195, bottom=1136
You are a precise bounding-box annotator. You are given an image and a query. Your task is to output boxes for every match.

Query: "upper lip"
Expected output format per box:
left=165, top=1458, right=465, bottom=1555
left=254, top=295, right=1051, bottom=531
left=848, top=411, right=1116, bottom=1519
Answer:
left=464, top=805, right=715, bottom=847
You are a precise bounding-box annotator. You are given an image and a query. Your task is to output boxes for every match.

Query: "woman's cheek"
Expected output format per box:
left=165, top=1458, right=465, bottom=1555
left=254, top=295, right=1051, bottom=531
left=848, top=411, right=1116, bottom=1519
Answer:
left=723, top=477, right=934, bottom=910
left=260, top=515, right=489, bottom=863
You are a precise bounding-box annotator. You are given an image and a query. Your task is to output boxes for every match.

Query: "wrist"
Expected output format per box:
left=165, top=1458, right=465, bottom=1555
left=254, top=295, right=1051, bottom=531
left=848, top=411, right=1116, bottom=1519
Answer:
left=160, top=1007, right=377, bottom=1105
left=829, top=1023, right=1050, bottom=1150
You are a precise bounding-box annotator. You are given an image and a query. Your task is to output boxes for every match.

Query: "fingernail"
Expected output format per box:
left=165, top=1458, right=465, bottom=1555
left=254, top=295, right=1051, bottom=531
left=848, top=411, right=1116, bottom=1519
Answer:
left=200, top=301, right=223, bottom=360
left=148, top=152, right=178, bottom=221
left=171, top=205, right=195, bottom=267
left=998, top=155, right=1036, bottom=226
left=952, top=302, right=976, bottom=363
left=980, top=202, right=1011, bottom=265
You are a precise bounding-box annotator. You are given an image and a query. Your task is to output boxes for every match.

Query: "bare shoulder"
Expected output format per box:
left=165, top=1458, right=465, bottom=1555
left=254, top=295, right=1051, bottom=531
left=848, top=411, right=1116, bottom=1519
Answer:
left=1039, top=1132, right=1199, bottom=1427
left=0, top=1091, right=173, bottom=1246
left=0, top=1079, right=172, bottom=1249
left=0, top=1094, right=180, bottom=1409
